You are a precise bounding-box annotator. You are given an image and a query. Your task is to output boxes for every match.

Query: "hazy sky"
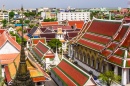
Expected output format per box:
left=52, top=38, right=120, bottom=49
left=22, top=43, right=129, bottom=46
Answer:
left=0, top=0, right=128, bottom=9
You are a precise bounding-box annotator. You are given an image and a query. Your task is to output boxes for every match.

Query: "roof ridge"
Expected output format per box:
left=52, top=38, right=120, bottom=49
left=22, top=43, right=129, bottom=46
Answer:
left=56, top=67, right=77, bottom=85
left=63, top=58, right=91, bottom=77
left=82, top=38, right=105, bottom=47
left=35, top=47, right=44, bottom=56
left=0, top=31, right=8, bottom=48
left=93, top=18, right=123, bottom=22
left=6, top=32, right=21, bottom=51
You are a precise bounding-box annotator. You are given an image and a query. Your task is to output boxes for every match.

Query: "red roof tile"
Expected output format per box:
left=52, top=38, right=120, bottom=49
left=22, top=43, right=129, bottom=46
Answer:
left=108, top=56, right=122, bottom=66
left=32, top=77, right=45, bottom=82
left=114, top=25, right=129, bottom=41
left=36, top=42, right=49, bottom=54
left=0, top=32, right=7, bottom=47
left=52, top=25, right=72, bottom=30
left=52, top=67, right=76, bottom=86
left=107, top=42, right=118, bottom=50
left=87, top=20, right=122, bottom=37
left=58, top=60, right=88, bottom=85
left=4, top=66, right=12, bottom=83
left=114, top=48, right=124, bottom=57
left=102, top=49, right=111, bottom=57
left=68, top=21, right=84, bottom=29
left=0, top=53, right=19, bottom=65
left=83, top=33, right=111, bottom=45
left=78, top=39, right=104, bottom=51
left=121, top=31, right=130, bottom=48
left=11, top=36, right=16, bottom=41
left=32, top=47, right=43, bottom=58
left=41, top=22, right=58, bottom=26
left=32, top=38, right=46, bottom=45
left=44, top=54, right=55, bottom=58
left=0, top=29, right=5, bottom=34
left=6, top=32, right=21, bottom=51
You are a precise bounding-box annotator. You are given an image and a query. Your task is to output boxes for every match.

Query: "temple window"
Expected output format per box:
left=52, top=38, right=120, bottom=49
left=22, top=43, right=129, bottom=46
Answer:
left=96, top=62, right=100, bottom=70
left=87, top=57, right=90, bottom=65
left=92, top=59, right=95, bottom=67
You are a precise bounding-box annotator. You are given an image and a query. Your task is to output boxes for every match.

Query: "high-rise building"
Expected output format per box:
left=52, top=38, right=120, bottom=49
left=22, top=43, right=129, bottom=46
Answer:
left=57, top=12, right=90, bottom=21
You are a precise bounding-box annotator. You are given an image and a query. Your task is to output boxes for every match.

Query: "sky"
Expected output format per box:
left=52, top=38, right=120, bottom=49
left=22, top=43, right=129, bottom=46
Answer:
left=0, top=0, right=128, bottom=9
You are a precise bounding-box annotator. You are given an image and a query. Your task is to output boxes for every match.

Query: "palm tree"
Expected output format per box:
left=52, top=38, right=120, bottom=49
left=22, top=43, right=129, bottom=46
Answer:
left=98, top=71, right=121, bottom=86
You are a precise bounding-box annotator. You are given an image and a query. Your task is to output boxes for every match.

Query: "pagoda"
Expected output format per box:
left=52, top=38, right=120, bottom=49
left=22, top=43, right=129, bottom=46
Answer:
left=11, top=6, right=35, bottom=86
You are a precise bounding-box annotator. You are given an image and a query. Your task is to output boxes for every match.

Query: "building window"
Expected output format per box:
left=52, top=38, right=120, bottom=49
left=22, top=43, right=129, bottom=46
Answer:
left=87, top=57, right=90, bottom=65
left=102, top=65, right=105, bottom=72
left=97, top=62, right=100, bottom=70
left=92, top=59, right=95, bottom=67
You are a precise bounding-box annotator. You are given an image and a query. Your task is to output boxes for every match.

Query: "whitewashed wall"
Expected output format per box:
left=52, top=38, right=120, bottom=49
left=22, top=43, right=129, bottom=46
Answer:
left=74, top=58, right=100, bottom=76
left=0, top=41, right=19, bottom=54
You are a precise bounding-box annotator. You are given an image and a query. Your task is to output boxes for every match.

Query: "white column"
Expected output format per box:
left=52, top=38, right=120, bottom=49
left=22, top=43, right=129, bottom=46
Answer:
left=68, top=45, right=71, bottom=57
left=114, top=66, right=118, bottom=75
left=122, top=68, right=127, bottom=86
left=127, top=69, right=129, bottom=84
left=70, top=45, right=73, bottom=58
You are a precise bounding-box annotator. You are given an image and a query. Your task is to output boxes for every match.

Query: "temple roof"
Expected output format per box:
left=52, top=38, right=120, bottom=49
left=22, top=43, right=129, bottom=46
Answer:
left=65, top=32, right=79, bottom=40
left=31, top=38, right=46, bottom=46
left=4, top=53, right=49, bottom=83
left=73, top=19, right=130, bottom=68
left=0, top=31, right=21, bottom=51
left=0, top=29, right=5, bottom=34
left=29, top=26, right=38, bottom=36
left=0, top=53, right=19, bottom=65
left=32, top=41, right=55, bottom=59
left=51, top=58, right=97, bottom=86
left=39, top=33, right=55, bottom=41
left=68, top=21, right=84, bottom=29
left=41, top=22, right=58, bottom=26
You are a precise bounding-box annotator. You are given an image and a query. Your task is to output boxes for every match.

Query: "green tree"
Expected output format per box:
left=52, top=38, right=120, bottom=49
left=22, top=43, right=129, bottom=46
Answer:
left=1, top=19, right=7, bottom=28
left=29, top=12, right=36, bottom=17
left=9, top=11, right=15, bottom=19
left=47, top=38, right=62, bottom=52
left=99, top=71, right=121, bottom=86
left=29, top=24, right=35, bottom=28
left=24, top=20, right=30, bottom=24
left=24, top=12, right=30, bottom=17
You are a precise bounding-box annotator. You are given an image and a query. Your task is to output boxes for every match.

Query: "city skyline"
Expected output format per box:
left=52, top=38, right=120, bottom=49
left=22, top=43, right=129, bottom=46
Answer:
left=0, top=0, right=128, bottom=9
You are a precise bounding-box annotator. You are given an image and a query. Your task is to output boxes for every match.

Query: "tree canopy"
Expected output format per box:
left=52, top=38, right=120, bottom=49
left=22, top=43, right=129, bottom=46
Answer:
left=43, top=18, right=57, bottom=22
left=47, top=38, right=62, bottom=52
left=9, top=11, right=15, bottom=19
left=98, top=71, right=121, bottom=86
left=1, top=19, right=8, bottom=28
left=24, top=20, right=30, bottom=24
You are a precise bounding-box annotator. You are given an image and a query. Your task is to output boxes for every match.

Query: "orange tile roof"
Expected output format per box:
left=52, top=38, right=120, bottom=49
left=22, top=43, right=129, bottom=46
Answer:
left=0, top=32, right=7, bottom=48
left=68, top=21, right=84, bottom=29
left=24, top=34, right=29, bottom=40
left=5, top=54, right=49, bottom=83
left=0, top=29, right=5, bottom=34
left=11, top=36, right=16, bottom=41
left=32, top=38, right=46, bottom=45
left=6, top=32, right=21, bottom=51
left=33, top=77, right=45, bottom=82
left=0, top=53, right=19, bottom=65
left=4, top=66, right=12, bottom=83
left=41, top=22, right=58, bottom=26
left=52, top=67, right=76, bottom=86
left=58, top=60, right=88, bottom=85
